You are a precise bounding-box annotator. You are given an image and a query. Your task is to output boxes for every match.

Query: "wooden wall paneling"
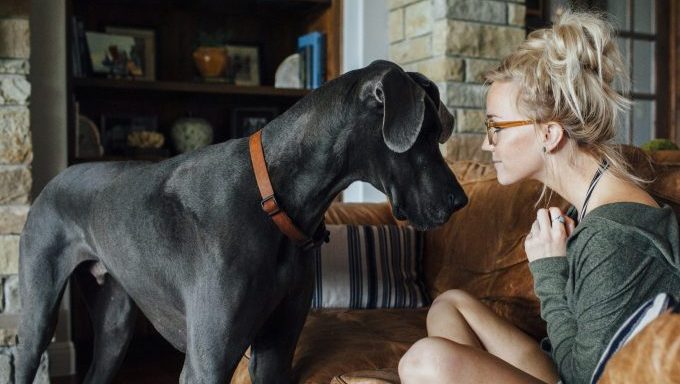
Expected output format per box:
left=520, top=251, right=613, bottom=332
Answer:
left=302, top=0, right=342, bottom=81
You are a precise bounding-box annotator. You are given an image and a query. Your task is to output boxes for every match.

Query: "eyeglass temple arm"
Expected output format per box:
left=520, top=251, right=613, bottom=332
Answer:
left=487, top=120, right=534, bottom=129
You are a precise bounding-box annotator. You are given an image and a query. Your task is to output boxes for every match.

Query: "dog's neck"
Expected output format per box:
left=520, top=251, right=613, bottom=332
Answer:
left=258, top=113, right=357, bottom=238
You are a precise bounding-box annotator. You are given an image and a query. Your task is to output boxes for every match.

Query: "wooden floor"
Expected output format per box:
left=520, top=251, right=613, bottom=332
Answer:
left=52, top=337, right=184, bottom=384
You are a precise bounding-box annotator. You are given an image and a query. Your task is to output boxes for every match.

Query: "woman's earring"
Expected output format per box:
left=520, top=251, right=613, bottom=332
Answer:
left=542, top=147, right=546, bottom=153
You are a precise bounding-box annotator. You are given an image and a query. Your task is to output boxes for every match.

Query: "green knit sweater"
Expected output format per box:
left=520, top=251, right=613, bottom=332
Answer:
left=528, top=203, right=680, bottom=384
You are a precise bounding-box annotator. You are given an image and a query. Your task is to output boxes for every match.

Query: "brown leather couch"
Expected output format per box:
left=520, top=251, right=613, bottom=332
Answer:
left=231, top=146, right=680, bottom=384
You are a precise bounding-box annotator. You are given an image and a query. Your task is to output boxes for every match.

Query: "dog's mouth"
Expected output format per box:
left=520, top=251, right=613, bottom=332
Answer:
left=387, top=185, right=467, bottom=231
left=385, top=183, right=463, bottom=230
left=390, top=202, right=453, bottom=231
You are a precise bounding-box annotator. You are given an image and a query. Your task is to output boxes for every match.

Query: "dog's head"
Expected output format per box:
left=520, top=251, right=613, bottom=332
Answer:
left=343, top=60, right=467, bottom=230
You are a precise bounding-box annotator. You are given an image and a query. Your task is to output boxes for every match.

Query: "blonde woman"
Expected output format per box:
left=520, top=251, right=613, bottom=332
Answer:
left=398, top=10, right=680, bottom=384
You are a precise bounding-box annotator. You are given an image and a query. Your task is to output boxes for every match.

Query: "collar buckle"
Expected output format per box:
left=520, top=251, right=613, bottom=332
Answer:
left=260, top=194, right=281, bottom=217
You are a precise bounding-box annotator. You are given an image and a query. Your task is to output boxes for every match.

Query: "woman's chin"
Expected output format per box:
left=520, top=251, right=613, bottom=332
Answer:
left=494, top=168, right=516, bottom=185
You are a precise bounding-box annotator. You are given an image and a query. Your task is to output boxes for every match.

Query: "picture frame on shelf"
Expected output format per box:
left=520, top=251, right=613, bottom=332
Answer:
left=85, top=31, right=148, bottom=79
left=100, top=114, right=158, bottom=155
left=230, top=107, right=278, bottom=138
left=105, top=26, right=156, bottom=81
left=225, top=44, right=261, bottom=86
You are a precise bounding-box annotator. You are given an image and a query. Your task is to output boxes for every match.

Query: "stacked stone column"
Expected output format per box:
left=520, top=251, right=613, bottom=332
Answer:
left=388, top=0, right=526, bottom=161
left=0, top=2, right=49, bottom=382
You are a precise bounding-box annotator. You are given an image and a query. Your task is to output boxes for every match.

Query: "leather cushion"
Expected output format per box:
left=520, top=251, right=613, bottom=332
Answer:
left=423, top=164, right=569, bottom=339
left=330, top=368, right=400, bottom=384
left=231, top=309, right=427, bottom=384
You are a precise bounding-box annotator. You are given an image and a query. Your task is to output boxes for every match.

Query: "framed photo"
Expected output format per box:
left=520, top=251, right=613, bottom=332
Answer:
left=100, top=114, right=158, bottom=155
left=86, top=31, right=151, bottom=79
left=225, top=44, right=261, bottom=86
left=230, top=107, right=278, bottom=137
left=105, top=27, right=156, bottom=81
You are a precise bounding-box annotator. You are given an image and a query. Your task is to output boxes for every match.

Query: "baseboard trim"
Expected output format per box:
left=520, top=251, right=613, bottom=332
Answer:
left=47, top=340, right=76, bottom=377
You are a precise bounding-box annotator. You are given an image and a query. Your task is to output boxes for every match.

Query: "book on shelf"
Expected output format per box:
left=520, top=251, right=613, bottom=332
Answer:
left=297, top=31, right=326, bottom=89
left=70, top=16, right=82, bottom=77
left=70, top=16, right=92, bottom=77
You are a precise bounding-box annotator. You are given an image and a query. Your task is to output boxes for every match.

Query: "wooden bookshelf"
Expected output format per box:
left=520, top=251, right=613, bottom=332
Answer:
left=66, top=0, right=342, bottom=164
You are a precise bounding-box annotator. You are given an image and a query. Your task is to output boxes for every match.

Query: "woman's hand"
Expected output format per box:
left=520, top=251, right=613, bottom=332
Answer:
left=524, top=207, right=576, bottom=262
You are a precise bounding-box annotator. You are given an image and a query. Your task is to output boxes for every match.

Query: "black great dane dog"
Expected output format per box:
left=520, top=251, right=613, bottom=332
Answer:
left=16, top=60, right=467, bottom=384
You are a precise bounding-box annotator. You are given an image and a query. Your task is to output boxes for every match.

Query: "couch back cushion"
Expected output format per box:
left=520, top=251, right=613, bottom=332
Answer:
left=421, top=161, right=570, bottom=338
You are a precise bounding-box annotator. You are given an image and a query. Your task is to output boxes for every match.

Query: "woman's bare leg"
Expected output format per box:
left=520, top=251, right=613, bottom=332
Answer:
left=400, top=289, right=559, bottom=384
left=399, top=337, right=547, bottom=384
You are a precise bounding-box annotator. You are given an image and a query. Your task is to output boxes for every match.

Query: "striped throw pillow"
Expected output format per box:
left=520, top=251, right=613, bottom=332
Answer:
left=311, top=224, right=430, bottom=309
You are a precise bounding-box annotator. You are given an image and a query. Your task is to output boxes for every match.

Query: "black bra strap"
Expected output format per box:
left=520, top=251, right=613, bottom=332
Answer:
left=579, top=159, right=609, bottom=222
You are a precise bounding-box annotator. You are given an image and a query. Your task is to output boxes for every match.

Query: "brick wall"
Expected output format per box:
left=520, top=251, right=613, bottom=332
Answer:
left=388, top=0, right=527, bottom=162
left=0, top=1, right=49, bottom=382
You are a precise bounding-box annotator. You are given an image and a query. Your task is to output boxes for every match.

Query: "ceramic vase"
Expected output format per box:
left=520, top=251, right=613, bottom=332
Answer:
left=192, top=46, right=229, bottom=78
left=171, top=117, right=214, bottom=153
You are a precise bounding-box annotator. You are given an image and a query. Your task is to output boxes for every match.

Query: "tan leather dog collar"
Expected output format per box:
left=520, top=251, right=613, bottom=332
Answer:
left=249, top=130, right=329, bottom=251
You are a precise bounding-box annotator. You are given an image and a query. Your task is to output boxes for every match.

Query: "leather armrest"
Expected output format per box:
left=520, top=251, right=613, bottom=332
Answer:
left=325, top=202, right=403, bottom=226
left=598, top=312, right=680, bottom=383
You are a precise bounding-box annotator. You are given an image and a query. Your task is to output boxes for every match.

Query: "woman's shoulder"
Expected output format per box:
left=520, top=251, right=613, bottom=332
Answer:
left=568, top=202, right=680, bottom=266
left=583, top=202, right=674, bottom=228
left=568, top=203, right=675, bottom=248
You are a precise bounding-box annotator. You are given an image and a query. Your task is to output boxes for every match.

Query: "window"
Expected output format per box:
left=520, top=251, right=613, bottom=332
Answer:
left=605, top=0, right=661, bottom=145
left=534, top=0, right=672, bottom=145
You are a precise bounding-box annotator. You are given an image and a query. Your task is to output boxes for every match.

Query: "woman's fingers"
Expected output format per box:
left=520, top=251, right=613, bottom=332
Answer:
left=536, top=209, right=551, bottom=236
left=525, top=207, right=571, bottom=262
left=547, top=207, right=567, bottom=236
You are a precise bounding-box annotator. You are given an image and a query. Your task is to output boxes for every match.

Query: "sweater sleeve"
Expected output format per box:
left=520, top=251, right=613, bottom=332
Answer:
left=529, top=232, right=657, bottom=384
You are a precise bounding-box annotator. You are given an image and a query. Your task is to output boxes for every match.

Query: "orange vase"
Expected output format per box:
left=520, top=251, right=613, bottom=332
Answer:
left=192, top=46, right=229, bottom=78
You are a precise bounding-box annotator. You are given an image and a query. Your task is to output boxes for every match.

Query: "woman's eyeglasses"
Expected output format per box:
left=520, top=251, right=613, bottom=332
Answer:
left=484, top=119, right=535, bottom=145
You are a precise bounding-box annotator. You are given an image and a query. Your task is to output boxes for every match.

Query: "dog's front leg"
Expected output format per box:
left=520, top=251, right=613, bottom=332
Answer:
left=180, top=284, right=265, bottom=384
left=248, top=274, right=314, bottom=384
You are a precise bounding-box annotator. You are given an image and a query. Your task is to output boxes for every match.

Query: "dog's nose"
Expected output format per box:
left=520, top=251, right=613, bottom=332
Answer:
left=448, top=193, right=468, bottom=212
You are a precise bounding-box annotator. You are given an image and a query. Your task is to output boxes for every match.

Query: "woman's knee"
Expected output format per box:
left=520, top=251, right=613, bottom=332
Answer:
left=433, top=289, right=475, bottom=307
left=399, top=337, right=470, bottom=383
left=428, top=289, right=474, bottom=320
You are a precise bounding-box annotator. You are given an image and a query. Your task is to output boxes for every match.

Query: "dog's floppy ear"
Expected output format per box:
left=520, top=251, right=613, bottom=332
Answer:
left=378, top=69, right=426, bottom=153
left=406, top=72, right=455, bottom=143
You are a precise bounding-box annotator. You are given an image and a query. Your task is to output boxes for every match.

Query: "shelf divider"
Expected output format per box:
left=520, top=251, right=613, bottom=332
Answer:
left=73, top=78, right=311, bottom=97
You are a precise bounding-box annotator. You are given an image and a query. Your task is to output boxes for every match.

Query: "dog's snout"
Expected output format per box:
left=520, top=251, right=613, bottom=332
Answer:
left=448, top=193, right=468, bottom=212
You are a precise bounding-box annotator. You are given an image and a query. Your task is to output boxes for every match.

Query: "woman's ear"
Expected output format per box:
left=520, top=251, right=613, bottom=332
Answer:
left=543, top=122, right=565, bottom=153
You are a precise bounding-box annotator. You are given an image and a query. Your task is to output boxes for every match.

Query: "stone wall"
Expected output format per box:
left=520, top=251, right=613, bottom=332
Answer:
left=388, top=0, right=527, bottom=162
left=0, top=1, right=49, bottom=382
